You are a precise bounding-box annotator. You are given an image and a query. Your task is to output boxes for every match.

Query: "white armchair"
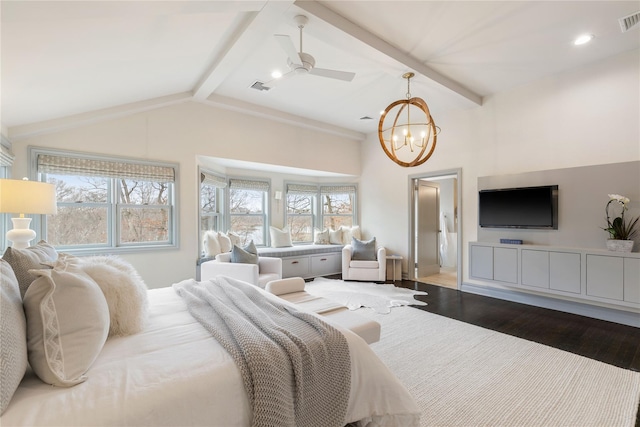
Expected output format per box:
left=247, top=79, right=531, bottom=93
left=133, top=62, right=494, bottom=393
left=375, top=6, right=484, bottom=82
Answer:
left=342, top=245, right=386, bottom=282
left=200, top=252, right=282, bottom=288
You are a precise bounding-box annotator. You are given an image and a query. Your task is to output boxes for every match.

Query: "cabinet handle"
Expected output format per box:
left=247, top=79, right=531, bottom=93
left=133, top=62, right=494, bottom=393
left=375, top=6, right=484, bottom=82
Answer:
left=320, top=258, right=327, bottom=261
left=291, top=261, right=299, bottom=264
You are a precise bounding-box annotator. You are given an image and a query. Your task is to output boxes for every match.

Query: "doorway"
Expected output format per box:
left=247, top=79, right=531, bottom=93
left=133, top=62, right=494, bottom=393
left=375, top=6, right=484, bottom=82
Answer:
left=409, top=169, right=462, bottom=289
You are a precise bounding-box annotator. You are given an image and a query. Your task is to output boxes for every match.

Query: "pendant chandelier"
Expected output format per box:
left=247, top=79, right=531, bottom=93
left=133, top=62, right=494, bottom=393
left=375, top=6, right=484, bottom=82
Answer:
left=378, top=72, right=439, bottom=167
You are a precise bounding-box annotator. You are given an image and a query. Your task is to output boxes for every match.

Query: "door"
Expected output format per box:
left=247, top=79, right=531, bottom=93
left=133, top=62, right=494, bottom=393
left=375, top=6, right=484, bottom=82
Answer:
left=416, top=180, right=440, bottom=277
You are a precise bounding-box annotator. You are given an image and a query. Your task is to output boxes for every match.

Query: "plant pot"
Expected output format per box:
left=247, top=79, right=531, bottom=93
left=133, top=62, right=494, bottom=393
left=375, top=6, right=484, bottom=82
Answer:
left=606, top=239, right=634, bottom=252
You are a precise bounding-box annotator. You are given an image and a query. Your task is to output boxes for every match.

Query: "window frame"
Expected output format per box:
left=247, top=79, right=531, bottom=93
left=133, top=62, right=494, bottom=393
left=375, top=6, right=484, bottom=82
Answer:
left=30, top=147, right=179, bottom=255
left=198, top=168, right=226, bottom=256
left=284, top=181, right=358, bottom=245
left=226, top=177, right=270, bottom=247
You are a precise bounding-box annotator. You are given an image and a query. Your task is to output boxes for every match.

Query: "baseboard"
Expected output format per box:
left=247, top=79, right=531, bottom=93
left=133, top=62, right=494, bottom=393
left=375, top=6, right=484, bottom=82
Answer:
left=461, top=282, right=640, bottom=328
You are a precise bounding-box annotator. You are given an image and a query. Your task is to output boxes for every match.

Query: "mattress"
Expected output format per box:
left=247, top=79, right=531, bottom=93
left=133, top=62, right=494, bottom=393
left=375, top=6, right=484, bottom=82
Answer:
left=1, top=286, right=419, bottom=426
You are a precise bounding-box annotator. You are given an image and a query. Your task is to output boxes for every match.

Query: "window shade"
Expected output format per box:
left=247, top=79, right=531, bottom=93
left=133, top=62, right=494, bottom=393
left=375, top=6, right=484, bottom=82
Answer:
left=320, top=185, right=356, bottom=194
left=229, top=179, right=269, bottom=192
left=201, top=172, right=227, bottom=188
left=37, top=154, right=175, bottom=182
left=287, top=183, right=318, bottom=195
left=0, top=145, right=15, bottom=167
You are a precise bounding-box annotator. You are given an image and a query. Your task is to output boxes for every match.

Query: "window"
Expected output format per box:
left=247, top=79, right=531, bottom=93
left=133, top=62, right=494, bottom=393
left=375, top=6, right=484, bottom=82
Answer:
left=321, top=185, right=356, bottom=231
left=199, top=171, right=226, bottom=247
left=284, top=183, right=358, bottom=243
left=286, top=184, right=317, bottom=243
left=228, top=178, right=269, bottom=246
left=34, top=149, right=177, bottom=252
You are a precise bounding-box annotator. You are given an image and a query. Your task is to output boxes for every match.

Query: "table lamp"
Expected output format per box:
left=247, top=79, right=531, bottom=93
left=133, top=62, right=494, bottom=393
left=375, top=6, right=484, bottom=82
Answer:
left=0, top=178, right=57, bottom=249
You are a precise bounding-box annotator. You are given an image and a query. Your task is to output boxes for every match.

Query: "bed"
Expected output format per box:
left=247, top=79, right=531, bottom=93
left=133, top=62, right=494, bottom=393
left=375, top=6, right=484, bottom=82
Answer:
left=0, top=244, right=420, bottom=427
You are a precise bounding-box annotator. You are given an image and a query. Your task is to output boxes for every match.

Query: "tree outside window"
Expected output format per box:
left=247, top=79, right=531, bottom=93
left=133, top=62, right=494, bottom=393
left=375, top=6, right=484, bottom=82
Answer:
left=228, top=179, right=269, bottom=246
left=287, top=193, right=314, bottom=242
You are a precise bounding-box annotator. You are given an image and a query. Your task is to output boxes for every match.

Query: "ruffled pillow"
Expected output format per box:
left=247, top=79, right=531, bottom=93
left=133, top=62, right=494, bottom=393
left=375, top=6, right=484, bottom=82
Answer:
left=341, top=225, right=361, bottom=245
left=24, top=258, right=109, bottom=387
left=329, top=228, right=343, bottom=245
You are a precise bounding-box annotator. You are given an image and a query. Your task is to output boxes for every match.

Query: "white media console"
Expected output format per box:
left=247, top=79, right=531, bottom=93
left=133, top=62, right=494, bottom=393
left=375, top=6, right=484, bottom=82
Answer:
left=468, top=242, right=640, bottom=325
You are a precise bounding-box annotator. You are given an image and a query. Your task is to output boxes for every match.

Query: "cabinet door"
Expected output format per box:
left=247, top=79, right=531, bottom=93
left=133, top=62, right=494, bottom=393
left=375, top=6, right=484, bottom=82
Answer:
left=586, top=255, right=623, bottom=301
left=521, top=250, right=549, bottom=288
left=470, top=245, right=493, bottom=280
left=549, top=252, right=581, bottom=294
left=311, top=253, right=341, bottom=276
left=494, top=247, right=518, bottom=284
left=624, top=258, right=640, bottom=304
left=282, top=256, right=310, bottom=278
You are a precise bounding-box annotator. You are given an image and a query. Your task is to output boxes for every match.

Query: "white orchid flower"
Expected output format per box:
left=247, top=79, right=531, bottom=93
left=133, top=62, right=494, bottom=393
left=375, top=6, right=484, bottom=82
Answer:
left=608, top=194, right=630, bottom=205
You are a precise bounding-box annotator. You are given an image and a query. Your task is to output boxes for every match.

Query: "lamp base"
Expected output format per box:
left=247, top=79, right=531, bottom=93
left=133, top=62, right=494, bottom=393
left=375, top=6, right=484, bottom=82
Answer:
left=6, top=217, right=36, bottom=250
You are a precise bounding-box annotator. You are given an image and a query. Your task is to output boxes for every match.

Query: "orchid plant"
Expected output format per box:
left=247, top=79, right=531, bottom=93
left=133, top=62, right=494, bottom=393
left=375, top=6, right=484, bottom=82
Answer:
left=603, top=194, right=639, bottom=240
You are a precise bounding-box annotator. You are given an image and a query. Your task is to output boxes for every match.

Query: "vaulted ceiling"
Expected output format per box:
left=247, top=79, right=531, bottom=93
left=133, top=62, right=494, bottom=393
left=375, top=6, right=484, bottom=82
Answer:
left=2, top=1, right=639, bottom=140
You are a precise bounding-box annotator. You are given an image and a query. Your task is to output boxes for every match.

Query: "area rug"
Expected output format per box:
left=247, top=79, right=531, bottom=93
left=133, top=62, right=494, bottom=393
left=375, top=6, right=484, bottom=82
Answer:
left=358, top=306, right=640, bottom=427
left=306, top=277, right=427, bottom=314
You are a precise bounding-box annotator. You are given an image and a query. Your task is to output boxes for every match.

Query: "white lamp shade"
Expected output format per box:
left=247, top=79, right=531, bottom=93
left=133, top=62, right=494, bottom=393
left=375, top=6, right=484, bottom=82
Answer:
left=0, top=179, right=58, bottom=215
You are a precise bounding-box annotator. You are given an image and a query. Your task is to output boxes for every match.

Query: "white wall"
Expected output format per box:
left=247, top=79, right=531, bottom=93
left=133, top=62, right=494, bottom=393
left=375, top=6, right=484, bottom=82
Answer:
left=359, top=48, right=640, bottom=282
left=8, top=48, right=639, bottom=289
left=9, top=102, right=361, bottom=288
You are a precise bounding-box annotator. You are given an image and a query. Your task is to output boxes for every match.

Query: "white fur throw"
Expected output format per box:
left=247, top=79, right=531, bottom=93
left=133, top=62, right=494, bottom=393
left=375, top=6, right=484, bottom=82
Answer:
left=77, top=256, right=149, bottom=337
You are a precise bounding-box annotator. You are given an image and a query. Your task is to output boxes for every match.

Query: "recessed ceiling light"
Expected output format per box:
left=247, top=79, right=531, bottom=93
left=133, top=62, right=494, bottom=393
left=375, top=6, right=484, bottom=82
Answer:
left=573, top=34, right=594, bottom=46
left=271, top=70, right=283, bottom=79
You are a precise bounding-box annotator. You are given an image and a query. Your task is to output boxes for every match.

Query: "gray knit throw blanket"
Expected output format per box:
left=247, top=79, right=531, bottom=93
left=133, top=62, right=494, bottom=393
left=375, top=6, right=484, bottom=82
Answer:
left=173, top=276, right=351, bottom=427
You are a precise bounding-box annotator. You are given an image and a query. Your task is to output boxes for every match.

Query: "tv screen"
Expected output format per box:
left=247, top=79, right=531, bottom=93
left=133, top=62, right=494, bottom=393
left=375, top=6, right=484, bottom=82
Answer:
left=479, top=185, right=558, bottom=229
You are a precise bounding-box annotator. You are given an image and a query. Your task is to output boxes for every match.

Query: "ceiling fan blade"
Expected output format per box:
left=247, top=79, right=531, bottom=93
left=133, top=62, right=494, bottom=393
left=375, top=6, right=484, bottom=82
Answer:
left=274, top=34, right=302, bottom=66
left=309, top=67, right=356, bottom=82
left=262, top=70, right=296, bottom=89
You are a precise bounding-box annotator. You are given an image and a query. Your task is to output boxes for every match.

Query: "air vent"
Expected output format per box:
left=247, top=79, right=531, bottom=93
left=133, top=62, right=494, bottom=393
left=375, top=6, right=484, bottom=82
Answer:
left=250, top=81, right=271, bottom=92
left=619, top=11, right=640, bottom=32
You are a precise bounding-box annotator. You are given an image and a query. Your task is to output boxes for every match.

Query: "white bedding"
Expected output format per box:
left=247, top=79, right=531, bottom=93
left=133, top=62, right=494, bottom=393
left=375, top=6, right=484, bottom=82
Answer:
left=1, top=286, right=419, bottom=426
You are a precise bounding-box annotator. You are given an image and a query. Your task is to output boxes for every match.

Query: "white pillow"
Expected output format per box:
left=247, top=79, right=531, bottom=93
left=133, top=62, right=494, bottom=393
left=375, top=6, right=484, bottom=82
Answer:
left=341, top=225, right=361, bottom=245
left=203, top=230, right=221, bottom=257
left=314, top=228, right=330, bottom=244
left=217, top=232, right=233, bottom=253
left=77, top=255, right=149, bottom=337
left=0, top=260, right=28, bottom=414
left=270, top=226, right=293, bottom=248
left=329, top=228, right=343, bottom=245
left=226, top=231, right=241, bottom=247
left=24, top=258, right=109, bottom=387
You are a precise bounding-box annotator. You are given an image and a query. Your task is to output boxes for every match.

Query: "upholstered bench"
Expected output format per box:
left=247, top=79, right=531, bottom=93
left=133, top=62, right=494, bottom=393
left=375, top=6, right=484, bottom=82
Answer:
left=265, top=277, right=381, bottom=344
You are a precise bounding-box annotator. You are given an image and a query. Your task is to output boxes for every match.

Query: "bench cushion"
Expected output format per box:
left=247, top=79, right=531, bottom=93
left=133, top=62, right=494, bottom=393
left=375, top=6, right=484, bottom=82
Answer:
left=265, top=277, right=380, bottom=344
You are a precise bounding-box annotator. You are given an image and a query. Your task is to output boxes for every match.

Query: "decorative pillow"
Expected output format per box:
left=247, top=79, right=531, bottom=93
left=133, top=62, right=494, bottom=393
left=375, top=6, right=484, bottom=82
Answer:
left=227, top=231, right=242, bottom=247
left=2, top=240, right=58, bottom=298
left=270, top=226, right=293, bottom=248
left=329, top=228, right=343, bottom=245
left=203, top=231, right=221, bottom=257
left=217, top=232, right=233, bottom=253
left=341, top=225, right=361, bottom=245
left=231, top=241, right=258, bottom=264
left=0, top=260, right=28, bottom=415
left=352, top=237, right=377, bottom=261
left=314, top=228, right=330, bottom=244
left=76, top=255, right=149, bottom=337
left=24, top=258, right=109, bottom=387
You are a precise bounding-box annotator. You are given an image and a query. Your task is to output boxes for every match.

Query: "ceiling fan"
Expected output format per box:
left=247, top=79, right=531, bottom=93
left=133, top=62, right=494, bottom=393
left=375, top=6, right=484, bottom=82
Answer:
left=263, top=15, right=356, bottom=88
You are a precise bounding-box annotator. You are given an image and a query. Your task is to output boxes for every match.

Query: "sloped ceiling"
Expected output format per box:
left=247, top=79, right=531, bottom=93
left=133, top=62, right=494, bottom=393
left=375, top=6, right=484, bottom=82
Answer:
left=2, top=0, right=639, bottom=140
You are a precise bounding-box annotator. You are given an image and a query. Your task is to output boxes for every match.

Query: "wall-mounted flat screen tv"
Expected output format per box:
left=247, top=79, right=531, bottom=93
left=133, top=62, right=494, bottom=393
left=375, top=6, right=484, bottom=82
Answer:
left=479, top=185, right=558, bottom=229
